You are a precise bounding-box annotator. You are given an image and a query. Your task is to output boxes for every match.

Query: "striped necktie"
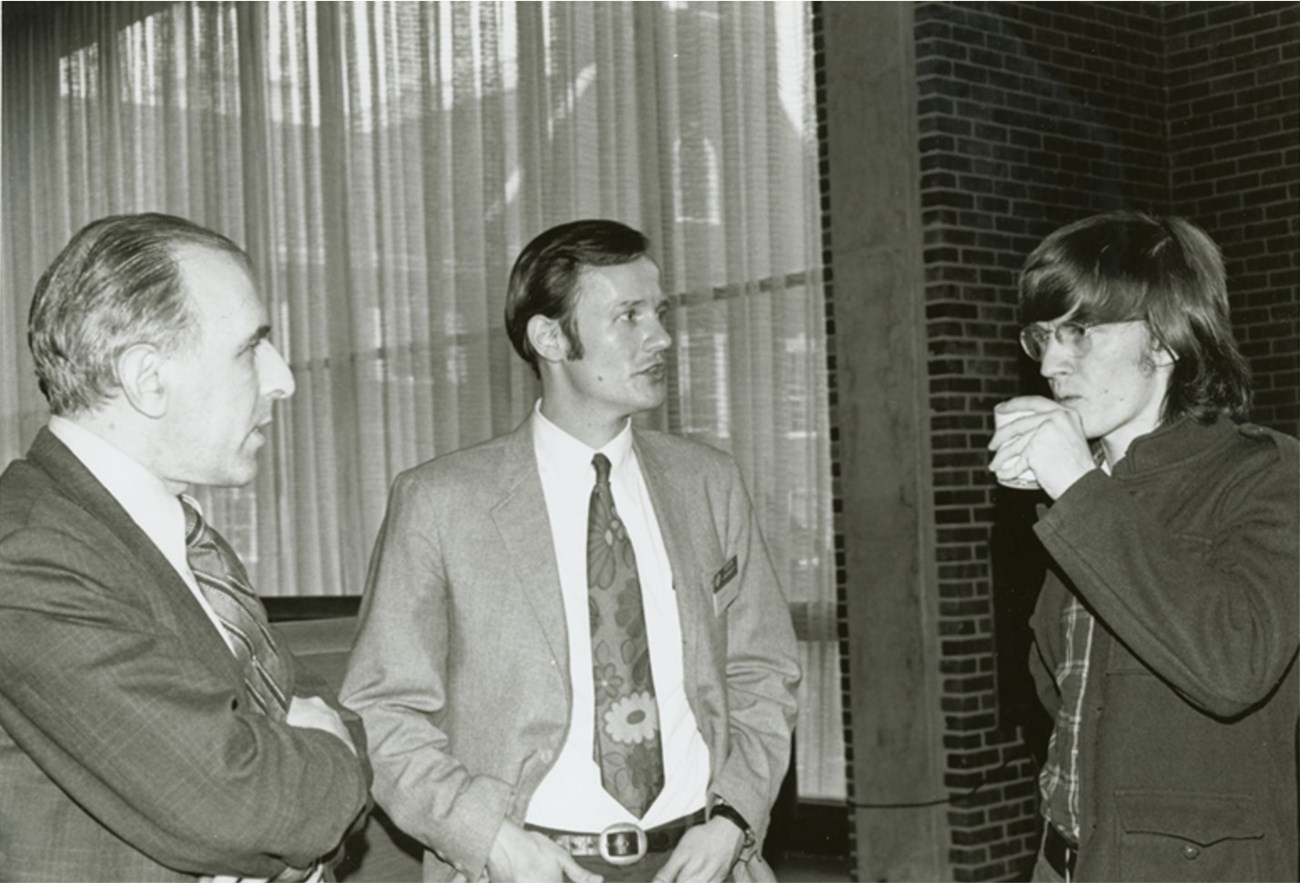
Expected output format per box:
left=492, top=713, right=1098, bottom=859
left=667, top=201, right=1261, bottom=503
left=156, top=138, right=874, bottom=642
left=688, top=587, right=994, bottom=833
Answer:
left=180, top=496, right=290, bottom=720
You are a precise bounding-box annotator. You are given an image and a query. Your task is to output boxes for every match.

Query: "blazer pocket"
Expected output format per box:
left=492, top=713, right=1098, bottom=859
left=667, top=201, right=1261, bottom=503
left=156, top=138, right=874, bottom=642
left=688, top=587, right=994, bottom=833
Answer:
left=711, top=555, right=740, bottom=616
left=1114, top=789, right=1263, bottom=882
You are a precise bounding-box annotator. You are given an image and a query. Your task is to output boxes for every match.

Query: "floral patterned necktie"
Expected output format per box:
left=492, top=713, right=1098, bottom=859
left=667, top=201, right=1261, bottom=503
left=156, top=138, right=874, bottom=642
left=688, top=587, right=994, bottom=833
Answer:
left=587, top=453, right=664, bottom=817
left=181, top=495, right=290, bottom=721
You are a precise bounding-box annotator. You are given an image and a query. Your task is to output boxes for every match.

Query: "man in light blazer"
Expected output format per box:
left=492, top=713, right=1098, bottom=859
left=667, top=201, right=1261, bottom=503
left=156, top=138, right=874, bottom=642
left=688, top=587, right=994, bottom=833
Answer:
left=0, top=214, right=369, bottom=880
left=341, top=220, right=800, bottom=883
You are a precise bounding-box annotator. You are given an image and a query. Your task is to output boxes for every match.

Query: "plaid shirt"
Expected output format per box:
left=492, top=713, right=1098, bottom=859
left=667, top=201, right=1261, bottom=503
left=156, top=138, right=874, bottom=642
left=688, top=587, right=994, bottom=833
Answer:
left=1039, top=593, right=1095, bottom=844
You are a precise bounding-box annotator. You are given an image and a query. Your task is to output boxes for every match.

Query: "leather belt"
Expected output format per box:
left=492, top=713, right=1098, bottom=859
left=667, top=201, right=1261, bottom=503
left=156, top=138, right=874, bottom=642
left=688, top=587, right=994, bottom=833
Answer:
left=526, top=809, right=707, bottom=866
left=1044, top=823, right=1078, bottom=879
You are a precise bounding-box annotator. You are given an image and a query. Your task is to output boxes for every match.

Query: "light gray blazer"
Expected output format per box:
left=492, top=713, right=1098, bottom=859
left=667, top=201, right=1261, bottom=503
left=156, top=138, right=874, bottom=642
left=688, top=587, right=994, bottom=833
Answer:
left=341, top=418, right=800, bottom=881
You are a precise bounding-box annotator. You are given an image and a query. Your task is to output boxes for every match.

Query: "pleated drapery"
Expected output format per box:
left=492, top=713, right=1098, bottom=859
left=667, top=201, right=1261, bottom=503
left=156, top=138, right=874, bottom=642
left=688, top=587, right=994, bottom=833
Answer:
left=1, top=0, right=843, bottom=800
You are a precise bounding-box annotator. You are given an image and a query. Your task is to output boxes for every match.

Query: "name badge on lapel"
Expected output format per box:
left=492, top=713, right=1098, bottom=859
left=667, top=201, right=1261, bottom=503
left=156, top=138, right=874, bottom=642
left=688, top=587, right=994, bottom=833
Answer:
left=711, top=556, right=739, bottom=615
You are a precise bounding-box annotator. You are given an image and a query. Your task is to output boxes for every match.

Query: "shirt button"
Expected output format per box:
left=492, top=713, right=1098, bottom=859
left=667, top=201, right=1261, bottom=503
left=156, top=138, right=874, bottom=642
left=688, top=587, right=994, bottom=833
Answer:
left=1182, top=845, right=1200, bottom=860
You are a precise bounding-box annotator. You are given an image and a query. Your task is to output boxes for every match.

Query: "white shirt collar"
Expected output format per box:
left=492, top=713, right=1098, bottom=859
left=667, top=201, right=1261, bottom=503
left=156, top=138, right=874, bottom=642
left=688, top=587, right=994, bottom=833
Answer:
left=47, top=416, right=189, bottom=573
left=532, top=400, right=634, bottom=478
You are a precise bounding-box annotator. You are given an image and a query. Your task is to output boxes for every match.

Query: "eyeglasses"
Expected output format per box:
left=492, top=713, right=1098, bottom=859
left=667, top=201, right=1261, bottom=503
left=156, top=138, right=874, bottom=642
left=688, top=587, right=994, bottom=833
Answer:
left=1018, top=320, right=1136, bottom=361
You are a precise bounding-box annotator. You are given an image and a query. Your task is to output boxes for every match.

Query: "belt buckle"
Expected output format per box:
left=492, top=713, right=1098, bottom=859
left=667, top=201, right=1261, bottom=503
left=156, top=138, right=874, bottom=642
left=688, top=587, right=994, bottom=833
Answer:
left=599, top=821, right=648, bottom=866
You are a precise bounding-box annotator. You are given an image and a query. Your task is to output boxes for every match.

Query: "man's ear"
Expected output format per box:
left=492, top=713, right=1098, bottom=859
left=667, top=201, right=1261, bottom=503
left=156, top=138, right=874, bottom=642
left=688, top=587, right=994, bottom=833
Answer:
left=1150, top=340, right=1177, bottom=370
left=527, top=314, right=569, bottom=366
left=116, top=344, right=169, bottom=418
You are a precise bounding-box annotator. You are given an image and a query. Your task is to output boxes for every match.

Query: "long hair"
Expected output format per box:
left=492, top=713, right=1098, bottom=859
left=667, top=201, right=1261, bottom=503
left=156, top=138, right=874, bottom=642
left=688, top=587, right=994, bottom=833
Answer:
left=504, top=219, right=650, bottom=377
left=28, top=213, right=251, bottom=416
left=1019, top=211, right=1251, bottom=423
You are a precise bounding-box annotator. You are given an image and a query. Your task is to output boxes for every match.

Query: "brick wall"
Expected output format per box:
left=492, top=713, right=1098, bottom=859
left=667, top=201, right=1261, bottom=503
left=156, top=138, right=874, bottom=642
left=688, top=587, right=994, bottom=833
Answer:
left=1166, top=1, right=1300, bottom=436
left=911, top=2, right=1296, bottom=880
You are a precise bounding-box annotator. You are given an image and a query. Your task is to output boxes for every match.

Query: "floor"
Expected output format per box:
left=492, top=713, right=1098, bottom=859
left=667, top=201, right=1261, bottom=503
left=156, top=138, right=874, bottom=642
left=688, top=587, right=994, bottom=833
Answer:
left=341, top=837, right=855, bottom=882
left=770, top=853, right=853, bottom=882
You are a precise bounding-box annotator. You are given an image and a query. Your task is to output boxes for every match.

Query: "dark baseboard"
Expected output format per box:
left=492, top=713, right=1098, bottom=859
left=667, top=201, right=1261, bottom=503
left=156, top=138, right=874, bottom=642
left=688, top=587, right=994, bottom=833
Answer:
left=264, top=595, right=361, bottom=622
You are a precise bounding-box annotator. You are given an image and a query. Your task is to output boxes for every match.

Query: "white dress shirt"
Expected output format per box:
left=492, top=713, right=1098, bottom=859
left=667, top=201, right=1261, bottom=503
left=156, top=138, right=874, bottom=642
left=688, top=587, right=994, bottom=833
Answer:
left=524, top=404, right=710, bottom=831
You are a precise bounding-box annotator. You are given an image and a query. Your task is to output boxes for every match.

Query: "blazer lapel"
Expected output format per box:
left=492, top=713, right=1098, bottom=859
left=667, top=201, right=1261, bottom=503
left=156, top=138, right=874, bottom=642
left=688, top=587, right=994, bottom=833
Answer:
left=489, top=420, right=572, bottom=690
left=633, top=433, right=705, bottom=688
left=28, top=428, right=245, bottom=682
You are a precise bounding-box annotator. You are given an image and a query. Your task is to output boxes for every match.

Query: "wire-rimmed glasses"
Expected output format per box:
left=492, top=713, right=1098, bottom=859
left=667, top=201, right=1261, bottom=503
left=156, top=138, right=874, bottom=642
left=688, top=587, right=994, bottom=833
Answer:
left=1019, top=320, right=1139, bottom=361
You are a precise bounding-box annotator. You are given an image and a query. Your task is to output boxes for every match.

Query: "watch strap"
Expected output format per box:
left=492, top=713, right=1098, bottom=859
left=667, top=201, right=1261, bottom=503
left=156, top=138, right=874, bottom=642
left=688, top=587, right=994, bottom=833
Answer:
left=709, top=802, right=756, bottom=849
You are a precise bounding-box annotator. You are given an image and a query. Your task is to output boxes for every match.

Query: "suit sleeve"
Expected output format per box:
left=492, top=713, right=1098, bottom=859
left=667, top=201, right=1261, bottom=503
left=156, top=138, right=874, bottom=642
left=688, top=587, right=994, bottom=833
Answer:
left=0, top=527, right=369, bottom=878
left=707, top=459, right=801, bottom=853
left=339, top=470, right=514, bottom=880
left=1033, top=439, right=1300, bottom=719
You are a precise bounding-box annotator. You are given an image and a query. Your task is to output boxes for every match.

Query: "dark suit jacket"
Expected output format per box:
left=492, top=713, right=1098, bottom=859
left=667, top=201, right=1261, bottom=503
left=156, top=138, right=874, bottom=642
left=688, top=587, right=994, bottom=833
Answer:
left=0, top=428, right=369, bottom=881
left=341, top=418, right=801, bottom=882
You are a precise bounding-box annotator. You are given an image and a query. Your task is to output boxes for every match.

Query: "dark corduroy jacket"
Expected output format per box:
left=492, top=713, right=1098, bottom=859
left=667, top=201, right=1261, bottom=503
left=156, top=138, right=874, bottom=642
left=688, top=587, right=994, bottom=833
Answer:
left=1030, top=415, right=1299, bottom=882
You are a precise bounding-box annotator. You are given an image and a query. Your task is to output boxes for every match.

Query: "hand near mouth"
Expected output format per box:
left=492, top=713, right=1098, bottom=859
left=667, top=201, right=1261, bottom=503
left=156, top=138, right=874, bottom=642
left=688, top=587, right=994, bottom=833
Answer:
left=989, top=396, right=1094, bottom=500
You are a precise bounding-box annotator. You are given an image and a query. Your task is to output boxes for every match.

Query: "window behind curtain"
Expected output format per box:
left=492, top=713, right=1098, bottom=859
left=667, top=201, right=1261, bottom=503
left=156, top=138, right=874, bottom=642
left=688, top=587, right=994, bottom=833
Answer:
left=1, top=0, right=843, bottom=801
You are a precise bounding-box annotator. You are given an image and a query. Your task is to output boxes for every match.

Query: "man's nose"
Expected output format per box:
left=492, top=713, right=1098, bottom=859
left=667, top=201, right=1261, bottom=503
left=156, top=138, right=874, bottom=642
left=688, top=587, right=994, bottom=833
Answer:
left=258, top=343, right=297, bottom=399
left=1038, top=334, right=1072, bottom=378
left=645, top=315, right=672, bottom=352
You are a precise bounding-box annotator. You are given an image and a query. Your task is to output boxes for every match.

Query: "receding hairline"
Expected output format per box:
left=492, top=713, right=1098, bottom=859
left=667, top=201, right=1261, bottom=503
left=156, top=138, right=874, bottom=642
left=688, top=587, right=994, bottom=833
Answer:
left=167, top=239, right=252, bottom=271
left=166, top=242, right=267, bottom=337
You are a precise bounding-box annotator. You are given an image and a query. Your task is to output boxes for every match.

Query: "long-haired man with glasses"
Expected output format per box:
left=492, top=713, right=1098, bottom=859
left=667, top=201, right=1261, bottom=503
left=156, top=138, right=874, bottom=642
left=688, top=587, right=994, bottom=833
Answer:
left=988, top=212, right=1298, bottom=882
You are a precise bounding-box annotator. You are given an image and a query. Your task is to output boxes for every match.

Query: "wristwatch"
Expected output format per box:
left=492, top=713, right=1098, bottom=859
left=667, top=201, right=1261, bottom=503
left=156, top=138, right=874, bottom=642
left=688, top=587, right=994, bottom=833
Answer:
left=709, top=801, right=756, bottom=850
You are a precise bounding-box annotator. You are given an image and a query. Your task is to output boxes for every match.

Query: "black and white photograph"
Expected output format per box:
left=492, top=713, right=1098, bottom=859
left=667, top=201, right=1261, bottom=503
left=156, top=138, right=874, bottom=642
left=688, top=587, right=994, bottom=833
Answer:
left=1, top=3, right=1296, bottom=881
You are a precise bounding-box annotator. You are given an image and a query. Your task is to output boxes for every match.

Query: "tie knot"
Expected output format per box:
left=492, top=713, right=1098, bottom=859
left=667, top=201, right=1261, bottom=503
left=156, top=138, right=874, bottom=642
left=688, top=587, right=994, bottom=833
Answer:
left=591, top=453, right=612, bottom=486
left=179, top=495, right=206, bottom=547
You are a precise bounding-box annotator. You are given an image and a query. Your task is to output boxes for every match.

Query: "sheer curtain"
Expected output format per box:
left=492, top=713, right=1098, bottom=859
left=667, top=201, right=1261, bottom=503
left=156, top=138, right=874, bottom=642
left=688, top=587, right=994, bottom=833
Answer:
left=1, top=0, right=842, bottom=800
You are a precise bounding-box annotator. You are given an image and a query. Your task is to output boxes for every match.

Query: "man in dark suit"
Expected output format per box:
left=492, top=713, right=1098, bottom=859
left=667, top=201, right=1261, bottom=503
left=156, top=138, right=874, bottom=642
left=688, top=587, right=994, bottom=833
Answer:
left=0, top=213, right=369, bottom=880
left=341, top=220, right=800, bottom=882
left=989, top=213, right=1298, bottom=881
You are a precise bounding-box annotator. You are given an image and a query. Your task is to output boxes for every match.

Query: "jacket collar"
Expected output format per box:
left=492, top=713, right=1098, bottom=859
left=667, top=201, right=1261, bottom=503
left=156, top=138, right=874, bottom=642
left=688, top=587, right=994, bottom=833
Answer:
left=490, top=418, right=572, bottom=681
left=25, top=427, right=243, bottom=678
left=28, top=427, right=174, bottom=566
left=1112, top=413, right=1236, bottom=478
